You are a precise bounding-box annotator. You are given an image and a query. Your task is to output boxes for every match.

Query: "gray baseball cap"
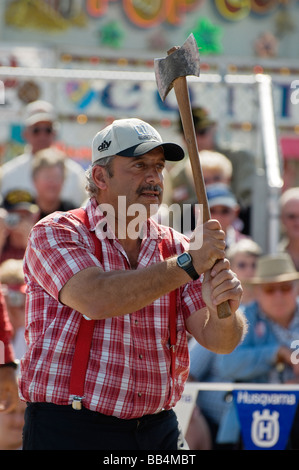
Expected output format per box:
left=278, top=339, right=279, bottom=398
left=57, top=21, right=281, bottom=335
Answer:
left=92, top=118, right=184, bottom=163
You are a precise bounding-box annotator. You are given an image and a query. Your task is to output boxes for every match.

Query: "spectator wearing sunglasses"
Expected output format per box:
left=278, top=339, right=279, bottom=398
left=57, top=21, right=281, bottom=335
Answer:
left=0, top=100, right=87, bottom=207
left=171, top=149, right=233, bottom=234
left=279, top=187, right=299, bottom=271
left=218, top=253, right=299, bottom=448
left=169, top=107, right=255, bottom=235
left=226, top=238, right=262, bottom=306
left=206, top=183, right=249, bottom=250
left=0, top=190, right=39, bottom=264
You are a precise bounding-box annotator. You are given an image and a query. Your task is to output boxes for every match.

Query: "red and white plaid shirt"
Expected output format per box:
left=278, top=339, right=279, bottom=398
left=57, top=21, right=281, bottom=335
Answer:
left=19, top=197, right=205, bottom=419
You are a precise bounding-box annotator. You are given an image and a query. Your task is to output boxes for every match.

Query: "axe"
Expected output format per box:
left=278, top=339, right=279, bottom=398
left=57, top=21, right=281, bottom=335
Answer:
left=154, top=34, right=231, bottom=319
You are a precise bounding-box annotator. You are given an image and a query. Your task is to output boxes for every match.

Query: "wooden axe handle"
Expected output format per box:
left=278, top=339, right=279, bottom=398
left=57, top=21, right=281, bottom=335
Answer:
left=172, top=76, right=231, bottom=319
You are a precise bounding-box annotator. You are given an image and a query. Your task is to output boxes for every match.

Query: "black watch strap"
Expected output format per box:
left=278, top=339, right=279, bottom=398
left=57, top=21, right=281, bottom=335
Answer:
left=184, top=264, right=199, bottom=281
left=177, top=253, right=199, bottom=281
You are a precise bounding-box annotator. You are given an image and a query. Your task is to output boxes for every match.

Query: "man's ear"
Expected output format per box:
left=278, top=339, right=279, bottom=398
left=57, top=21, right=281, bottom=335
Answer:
left=92, top=165, right=109, bottom=190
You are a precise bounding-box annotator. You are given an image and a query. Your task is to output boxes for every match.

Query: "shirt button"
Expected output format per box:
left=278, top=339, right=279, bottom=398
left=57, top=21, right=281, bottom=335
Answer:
left=135, top=320, right=138, bottom=325
left=139, top=354, right=143, bottom=359
left=138, top=392, right=142, bottom=397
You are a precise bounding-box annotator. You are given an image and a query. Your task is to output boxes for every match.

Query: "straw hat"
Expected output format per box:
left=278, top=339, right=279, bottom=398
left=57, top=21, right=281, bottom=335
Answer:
left=247, top=253, right=299, bottom=284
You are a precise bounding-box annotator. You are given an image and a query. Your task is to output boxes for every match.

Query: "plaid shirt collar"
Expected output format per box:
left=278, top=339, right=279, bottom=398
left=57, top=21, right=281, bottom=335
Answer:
left=86, top=197, right=165, bottom=248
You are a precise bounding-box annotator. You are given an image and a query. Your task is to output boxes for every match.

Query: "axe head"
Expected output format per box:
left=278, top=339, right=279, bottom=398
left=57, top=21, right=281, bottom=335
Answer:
left=154, top=34, right=200, bottom=102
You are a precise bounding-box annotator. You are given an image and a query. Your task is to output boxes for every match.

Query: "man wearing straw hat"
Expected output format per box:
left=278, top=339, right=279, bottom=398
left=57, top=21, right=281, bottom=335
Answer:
left=218, top=252, right=299, bottom=448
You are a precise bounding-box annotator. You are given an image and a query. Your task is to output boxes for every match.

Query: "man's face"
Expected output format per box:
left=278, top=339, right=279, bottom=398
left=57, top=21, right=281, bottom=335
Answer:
left=209, top=205, right=238, bottom=233
left=33, top=165, right=64, bottom=202
left=6, top=209, right=37, bottom=248
left=23, top=121, right=56, bottom=154
left=255, top=281, right=297, bottom=327
left=195, top=126, right=216, bottom=151
left=203, top=168, right=230, bottom=186
left=3, top=283, right=26, bottom=331
left=230, top=253, right=258, bottom=282
left=94, top=147, right=165, bottom=222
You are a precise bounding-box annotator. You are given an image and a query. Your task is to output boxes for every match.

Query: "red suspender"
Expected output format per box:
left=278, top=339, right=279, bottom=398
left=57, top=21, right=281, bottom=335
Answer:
left=69, top=317, right=95, bottom=404
left=158, top=240, right=177, bottom=384
left=68, top=208, right=177, bottom=410
left=68, top=208, right=99, bottom=409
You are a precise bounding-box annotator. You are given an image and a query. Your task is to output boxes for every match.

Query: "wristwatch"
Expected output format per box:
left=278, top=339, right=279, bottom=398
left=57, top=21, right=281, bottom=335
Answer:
left=176, top=252, right=199, bottom=281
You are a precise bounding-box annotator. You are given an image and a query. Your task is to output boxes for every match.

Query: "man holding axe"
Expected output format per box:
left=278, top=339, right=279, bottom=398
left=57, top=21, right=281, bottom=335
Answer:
left=19, top=38, right=246, bottom=452
left=155, top=34, right=233, bottom=319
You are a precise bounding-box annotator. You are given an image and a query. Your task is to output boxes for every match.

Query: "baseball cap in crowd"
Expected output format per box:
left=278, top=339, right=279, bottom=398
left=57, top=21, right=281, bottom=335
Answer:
left=2, top=190, right=39, bottom=214
left=92, top=118, right=185, bottom=163
left=206, top=183, right=238, bottom=209
left=24, top=100, right=57, bottom=127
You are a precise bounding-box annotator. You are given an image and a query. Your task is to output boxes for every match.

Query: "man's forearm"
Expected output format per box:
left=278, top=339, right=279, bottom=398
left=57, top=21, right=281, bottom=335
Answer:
left=60, top=256, right=190, bottom=320
left=203, top=307, right=247, bottom=354
left=186, top=307, right=247, bottom=355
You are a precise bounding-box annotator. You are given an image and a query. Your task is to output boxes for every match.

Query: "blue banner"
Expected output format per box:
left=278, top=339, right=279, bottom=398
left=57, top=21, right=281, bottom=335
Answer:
left=233, top=389, right=299, bottom=450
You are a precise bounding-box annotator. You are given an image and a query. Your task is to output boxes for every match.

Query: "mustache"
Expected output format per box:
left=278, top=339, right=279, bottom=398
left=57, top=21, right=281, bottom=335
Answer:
left=137, top=184, right=163, bottom=196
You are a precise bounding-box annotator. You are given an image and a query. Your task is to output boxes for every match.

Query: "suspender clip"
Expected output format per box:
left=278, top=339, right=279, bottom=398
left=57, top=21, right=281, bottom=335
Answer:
left=72, top=396, right=84, bottom=410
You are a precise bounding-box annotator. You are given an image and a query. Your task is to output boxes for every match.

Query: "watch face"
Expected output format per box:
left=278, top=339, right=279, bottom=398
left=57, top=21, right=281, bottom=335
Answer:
left=178, top=253, right=191, bottom=267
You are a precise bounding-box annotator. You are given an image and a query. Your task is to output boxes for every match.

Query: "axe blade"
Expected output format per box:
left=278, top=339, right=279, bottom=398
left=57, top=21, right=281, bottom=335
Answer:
left=154, top=34, right=200, bottom=102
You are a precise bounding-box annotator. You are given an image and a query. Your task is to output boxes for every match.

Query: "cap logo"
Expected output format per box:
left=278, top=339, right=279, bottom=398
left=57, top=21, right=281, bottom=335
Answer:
left=98, top=140, right=112, bottom=152
left=135, top=123, right=159, bottom=142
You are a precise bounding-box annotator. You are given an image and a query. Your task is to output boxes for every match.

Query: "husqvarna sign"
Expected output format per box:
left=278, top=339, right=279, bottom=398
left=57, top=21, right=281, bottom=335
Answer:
left=233, top=390, right=299, bottom=450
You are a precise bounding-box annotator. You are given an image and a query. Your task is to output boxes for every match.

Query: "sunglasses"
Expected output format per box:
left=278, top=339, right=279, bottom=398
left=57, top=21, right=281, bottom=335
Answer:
left=236, top=261, right=257, bottom=270
left=210, top=207, right=232, bottom=216
left=196, top=128, right=209, bottom=136
left=31, top=126, right=54, bottom=135
left=284, top=213, right=299, bottom=221
left=261, top=283, right=294, bottom=294
left=204, top=175, right=223, bottom=185
left=2, top=286, right=25, bottom=307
